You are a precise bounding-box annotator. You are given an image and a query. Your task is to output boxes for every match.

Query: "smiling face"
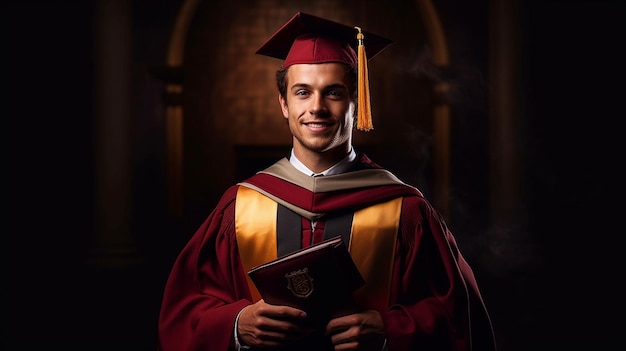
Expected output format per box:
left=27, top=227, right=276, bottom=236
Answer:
left=279, top=63, right=356, bottom=171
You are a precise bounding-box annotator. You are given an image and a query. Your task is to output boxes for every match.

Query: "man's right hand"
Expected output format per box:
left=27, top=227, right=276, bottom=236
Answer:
left=237, top=299, right=314, bottom=349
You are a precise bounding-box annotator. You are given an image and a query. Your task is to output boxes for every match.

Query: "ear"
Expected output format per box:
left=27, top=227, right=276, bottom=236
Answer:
left=278, top=94, right=288, bottom=119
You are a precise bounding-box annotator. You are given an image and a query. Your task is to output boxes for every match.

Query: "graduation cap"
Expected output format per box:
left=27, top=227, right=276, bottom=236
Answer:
left=256, top=12, right=393, bottom=131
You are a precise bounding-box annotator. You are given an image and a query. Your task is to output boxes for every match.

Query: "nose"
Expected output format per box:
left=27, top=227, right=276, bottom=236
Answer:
left=309, top=94, right=327, bottom=116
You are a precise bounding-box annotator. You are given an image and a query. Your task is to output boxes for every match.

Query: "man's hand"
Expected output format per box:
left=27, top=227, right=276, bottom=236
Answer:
left=237, top=299, right=314, bottom=348
left=326, top=310, right=386, bottom=350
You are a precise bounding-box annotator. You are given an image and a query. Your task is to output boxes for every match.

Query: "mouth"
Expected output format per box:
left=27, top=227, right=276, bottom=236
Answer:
left=305, top=122, right=329, bottom=128
left=303, top=122, right=332, bottom=132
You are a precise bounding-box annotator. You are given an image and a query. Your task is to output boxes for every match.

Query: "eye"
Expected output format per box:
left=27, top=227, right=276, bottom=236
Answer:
left=295, top=90, right=310, bottom=97
left=326, top=90, right=344, bottom=99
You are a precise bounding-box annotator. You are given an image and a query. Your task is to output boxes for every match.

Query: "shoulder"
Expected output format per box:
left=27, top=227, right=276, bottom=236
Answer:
left=213, top=184, right=241, bottom=211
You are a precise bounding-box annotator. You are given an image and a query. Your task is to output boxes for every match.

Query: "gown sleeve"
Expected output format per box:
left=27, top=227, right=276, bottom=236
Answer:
left=382, top=196, right=496, bottom=351
left=157, top=186, right=253, bottom=351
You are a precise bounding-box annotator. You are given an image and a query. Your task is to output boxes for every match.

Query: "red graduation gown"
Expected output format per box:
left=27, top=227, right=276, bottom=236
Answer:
left=157, top=154, right=496, bottom=351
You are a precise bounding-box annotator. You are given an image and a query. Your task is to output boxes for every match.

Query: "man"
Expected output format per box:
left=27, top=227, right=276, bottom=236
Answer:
left=157, top=12, right=496, bottom=351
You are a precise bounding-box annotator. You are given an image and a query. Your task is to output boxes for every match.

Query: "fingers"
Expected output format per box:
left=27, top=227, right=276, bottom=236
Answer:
left=257, top=299, right=308, bottom=320
left=326, top=310, right=386, bottom=350
left=238, top=300, right=311, bottom=348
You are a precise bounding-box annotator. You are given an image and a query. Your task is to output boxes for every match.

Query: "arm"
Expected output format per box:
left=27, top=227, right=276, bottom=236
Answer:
left=382, top=196, right=496, bottom=351
left=157, top=187, right=252, bottom=351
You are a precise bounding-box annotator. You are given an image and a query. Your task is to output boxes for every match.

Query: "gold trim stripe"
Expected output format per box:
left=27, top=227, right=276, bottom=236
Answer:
left=235, top=186, right=277, bottom=302
left=351, top=198, right=402, bottom=312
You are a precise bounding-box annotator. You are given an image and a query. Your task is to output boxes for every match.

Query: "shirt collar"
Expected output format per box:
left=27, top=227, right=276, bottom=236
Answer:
left=289, top=148, right=357, bottom=176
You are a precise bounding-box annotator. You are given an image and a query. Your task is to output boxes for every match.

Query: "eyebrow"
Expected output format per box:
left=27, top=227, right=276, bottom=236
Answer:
left=289, top=83, right=348, bottom=91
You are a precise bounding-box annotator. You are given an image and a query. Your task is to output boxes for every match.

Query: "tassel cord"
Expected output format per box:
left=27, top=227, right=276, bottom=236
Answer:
left=355, top=26, right=373, bottom=131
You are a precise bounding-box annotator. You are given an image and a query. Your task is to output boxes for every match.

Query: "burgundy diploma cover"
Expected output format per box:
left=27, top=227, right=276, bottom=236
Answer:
left=247, top=236, right=365, bottom=327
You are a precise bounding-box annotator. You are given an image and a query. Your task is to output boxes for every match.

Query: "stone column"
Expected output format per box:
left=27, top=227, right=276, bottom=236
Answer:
left=488, top=0, right=527, bottom=229
left=90, top=0, right=138, bottom=267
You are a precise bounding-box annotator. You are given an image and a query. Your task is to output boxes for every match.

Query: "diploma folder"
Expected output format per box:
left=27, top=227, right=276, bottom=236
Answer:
left=247, top=236, right=365, bottom=327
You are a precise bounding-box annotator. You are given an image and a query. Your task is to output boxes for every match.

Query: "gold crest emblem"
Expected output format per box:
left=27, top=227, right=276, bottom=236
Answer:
left=285, top=268, right=314, bottom=298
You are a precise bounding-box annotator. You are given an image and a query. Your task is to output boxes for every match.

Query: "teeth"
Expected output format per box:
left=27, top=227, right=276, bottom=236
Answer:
left=308, top=123, right=325, bottom=128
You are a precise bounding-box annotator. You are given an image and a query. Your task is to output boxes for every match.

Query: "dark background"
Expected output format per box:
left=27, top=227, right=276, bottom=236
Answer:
left=3, top=0, right=623, bottom=350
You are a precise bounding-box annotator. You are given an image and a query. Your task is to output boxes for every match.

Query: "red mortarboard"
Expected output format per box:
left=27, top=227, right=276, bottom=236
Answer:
left=256, top=12, right=393, bottom=131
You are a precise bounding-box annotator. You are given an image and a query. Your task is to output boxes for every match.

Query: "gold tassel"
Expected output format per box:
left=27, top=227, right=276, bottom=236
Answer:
left=355, top=26, right=373, bottom=131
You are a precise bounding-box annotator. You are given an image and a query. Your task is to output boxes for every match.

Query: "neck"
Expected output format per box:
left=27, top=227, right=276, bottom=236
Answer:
left=293, top=145, right=351, bottom=174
